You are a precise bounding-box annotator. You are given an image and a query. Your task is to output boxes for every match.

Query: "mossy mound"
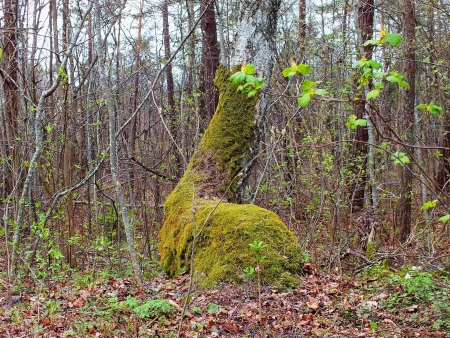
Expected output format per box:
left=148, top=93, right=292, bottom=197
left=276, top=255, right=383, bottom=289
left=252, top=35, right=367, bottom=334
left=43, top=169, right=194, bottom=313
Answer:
left=158, top=65, right=304, bottom=287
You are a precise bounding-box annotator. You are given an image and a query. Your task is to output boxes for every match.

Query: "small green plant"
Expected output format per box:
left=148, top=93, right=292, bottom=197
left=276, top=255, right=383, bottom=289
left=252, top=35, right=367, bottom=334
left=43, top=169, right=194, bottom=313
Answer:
left=230, top=63, right=266, bottom=98
left=369, top=321, right=377, bottom=334
left=206, top=303, right=219, bottom=314
left=243, top=266, right=255, bottom=277
left=133, top=299, right=173, bottom=318
left=44, top=299, right=61, bottom=318
left=110, top=296, right=174, bottom=319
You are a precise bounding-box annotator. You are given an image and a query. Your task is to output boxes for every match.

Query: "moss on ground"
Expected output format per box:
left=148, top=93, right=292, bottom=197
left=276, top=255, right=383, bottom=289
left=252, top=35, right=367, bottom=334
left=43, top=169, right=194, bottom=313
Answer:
left=159, top=65, right=304, bottom=287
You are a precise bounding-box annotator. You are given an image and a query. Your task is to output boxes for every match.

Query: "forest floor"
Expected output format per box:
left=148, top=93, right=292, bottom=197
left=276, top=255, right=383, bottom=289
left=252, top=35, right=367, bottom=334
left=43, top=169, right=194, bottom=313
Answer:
left=1, top=259, right=449, bottom=338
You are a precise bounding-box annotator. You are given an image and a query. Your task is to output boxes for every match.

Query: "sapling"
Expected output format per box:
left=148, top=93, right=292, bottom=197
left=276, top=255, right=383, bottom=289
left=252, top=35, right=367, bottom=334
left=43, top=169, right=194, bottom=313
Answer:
left=245, top=240, right=267, bottom=337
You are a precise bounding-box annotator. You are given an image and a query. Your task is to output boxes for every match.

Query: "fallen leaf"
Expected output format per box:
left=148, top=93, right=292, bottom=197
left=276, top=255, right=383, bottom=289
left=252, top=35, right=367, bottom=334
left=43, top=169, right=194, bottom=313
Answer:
left=306, top=301, right=319, bottom=310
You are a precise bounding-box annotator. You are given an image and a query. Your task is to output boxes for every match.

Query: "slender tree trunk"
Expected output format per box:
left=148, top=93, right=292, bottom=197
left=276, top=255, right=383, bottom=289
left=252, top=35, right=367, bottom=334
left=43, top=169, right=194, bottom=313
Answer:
left=396, top=0, right=416, bottom=243
left=199, top=0, right=219, bottom=130
left=351, top=0, right=374, bottom=210
left=298, top=0, right=306, bottom=59
left=2, top=0, right=19, bottom=196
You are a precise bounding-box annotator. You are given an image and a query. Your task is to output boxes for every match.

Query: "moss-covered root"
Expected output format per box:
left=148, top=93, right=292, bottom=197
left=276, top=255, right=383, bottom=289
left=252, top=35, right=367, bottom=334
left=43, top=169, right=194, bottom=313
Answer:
left=159, top=201, right=303, bottom=287
left=158, top=64, right=304, bottom=288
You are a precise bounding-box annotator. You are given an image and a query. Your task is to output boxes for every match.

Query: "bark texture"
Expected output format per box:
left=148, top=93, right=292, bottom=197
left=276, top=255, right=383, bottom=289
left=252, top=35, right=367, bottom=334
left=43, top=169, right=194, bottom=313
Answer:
left=351, top=0, right=374, bottom=210
left=199, top=0, right=220, bottom=129
left=396, top=0, right=416, bottom=243
left=231, top=0, right=282, bottom=202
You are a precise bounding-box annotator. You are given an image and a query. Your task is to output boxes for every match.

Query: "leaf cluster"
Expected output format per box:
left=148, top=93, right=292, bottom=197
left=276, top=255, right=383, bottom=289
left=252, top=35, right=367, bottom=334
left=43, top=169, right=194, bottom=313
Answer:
left=230, top=63, right=266, bottom=98
left=282, top=60, right=327, bottom=107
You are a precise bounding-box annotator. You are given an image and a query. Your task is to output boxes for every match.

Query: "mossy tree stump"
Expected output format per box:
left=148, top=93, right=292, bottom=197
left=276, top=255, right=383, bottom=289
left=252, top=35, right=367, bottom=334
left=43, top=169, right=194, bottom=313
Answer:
left=158, top=65, right=303, bottom=287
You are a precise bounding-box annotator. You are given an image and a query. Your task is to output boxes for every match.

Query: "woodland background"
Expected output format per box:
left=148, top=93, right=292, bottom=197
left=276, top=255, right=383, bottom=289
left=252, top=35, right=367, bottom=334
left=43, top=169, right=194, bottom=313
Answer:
left=1, top=0, right=450, bottom=336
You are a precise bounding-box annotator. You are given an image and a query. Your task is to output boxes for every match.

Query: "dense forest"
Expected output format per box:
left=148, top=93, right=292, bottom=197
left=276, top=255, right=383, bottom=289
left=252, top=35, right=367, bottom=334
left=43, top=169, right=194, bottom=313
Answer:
left=1, top=0, right=450, bottom=336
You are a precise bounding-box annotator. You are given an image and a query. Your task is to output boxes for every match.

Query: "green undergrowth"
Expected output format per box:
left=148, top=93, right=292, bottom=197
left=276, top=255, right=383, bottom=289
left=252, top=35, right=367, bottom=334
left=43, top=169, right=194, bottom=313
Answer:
left=360, top=263, right=450, bottom=332
left=159, top=65, right=304, bottom=288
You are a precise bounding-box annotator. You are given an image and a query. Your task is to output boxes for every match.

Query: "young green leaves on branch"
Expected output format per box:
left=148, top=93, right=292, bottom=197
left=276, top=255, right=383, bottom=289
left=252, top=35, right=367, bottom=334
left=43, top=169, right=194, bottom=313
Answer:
left=416, top=102, right=443, bottom=115
left=230, top=63, right=266, bottom=98
left=282, top=59, right=327, bottom=107
left=420, top=200, right=450, bottom=224
left=346, top=114, right=367, bottom=130
left=363, top=27, right=402, bottom=47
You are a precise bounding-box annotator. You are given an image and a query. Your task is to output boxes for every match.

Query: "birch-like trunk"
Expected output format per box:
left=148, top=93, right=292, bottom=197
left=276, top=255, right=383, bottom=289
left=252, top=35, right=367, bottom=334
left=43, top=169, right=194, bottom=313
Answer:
left=230, top=0, right=282, bottom=203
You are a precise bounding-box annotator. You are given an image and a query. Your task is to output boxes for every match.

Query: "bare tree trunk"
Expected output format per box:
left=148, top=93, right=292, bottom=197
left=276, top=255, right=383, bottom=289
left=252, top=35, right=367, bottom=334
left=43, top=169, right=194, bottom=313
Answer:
left=199, top=0, right=219, bottom=130
left=298, top=0, right=306, bottom=59
left=231, top=0, right=282, bottom=203
left=350, top=0, right=374, bottom=211
left=2, top=0, right=19, bottom=197
left=396, top=0, right=416, bottom=243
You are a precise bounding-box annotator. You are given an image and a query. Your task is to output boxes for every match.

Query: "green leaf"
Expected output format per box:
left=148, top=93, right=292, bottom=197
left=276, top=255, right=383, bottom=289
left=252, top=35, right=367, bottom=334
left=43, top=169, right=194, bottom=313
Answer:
left=416, top=104, right=428, bottom=110
left=236, top=85, right=243, bottom=92
left=353, top=59, right=366, bottom=69
left=282, top=67, right=296, bottom=77
left=207, top=303, right=219, bottom=314
left=374, top=82, right=384, bottom=89
left=298, top=93, right=311, bottom=107
left=297, top=64, right=311, bottom=76
left=301, top=80, right=315, bottom=91
left=192, top=305, right=202, bottom=314
left=430, top=104, right=443, bottom=115
left=439, top=214, right=450, bottom=223
left=243, top=266, right=255, bottom=276
left=373, top=72, right=387, bottom=79
left=314, top=89, right=327, bottom=96
left=386, top=75, right=400, bottom=83
left=247, top=90, right=257, bottom=98
left=364, top=39, right=380, bottom=46
left=362, top=69, right=372, bottom=78
left=255, top=83, right=266, bottom=90
left=421, top=200, right=437, bottom=211
left=244, top=64, right=255, bottom=75
left=387, top=33, right=402, bottom=46
left=354, top=119, right=367, bottom=127
left=391, top=151, right=410, bottom=166
left=368, top=60, right=382, bottom=70
left=398, top=81, right=410, bottom=89
left=48, top=248, right=64, bottom=259
left=230, top=72, right=246, bottom=84
left=366, top=89, right=380, bottom=100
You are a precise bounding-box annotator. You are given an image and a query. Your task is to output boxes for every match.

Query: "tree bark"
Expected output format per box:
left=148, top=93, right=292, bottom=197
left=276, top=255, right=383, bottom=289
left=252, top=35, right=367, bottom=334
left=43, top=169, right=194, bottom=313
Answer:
left=2, top=0, right=19, bottom=196
left=199, top=0, right=220, bottom=130
left=298, top=0, right=306, bottom=58
left=396, top=0, right=416, bottom=243
left=350, top=0, right=374, bottom=210
left=231, top=0, right=282, bottom=203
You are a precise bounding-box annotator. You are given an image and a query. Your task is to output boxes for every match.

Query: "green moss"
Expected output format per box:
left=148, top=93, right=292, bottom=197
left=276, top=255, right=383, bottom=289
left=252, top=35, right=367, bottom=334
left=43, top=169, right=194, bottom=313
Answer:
left=159, top=65, right=304, bottom=288
left=366, top=240, right=375, bottom=261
